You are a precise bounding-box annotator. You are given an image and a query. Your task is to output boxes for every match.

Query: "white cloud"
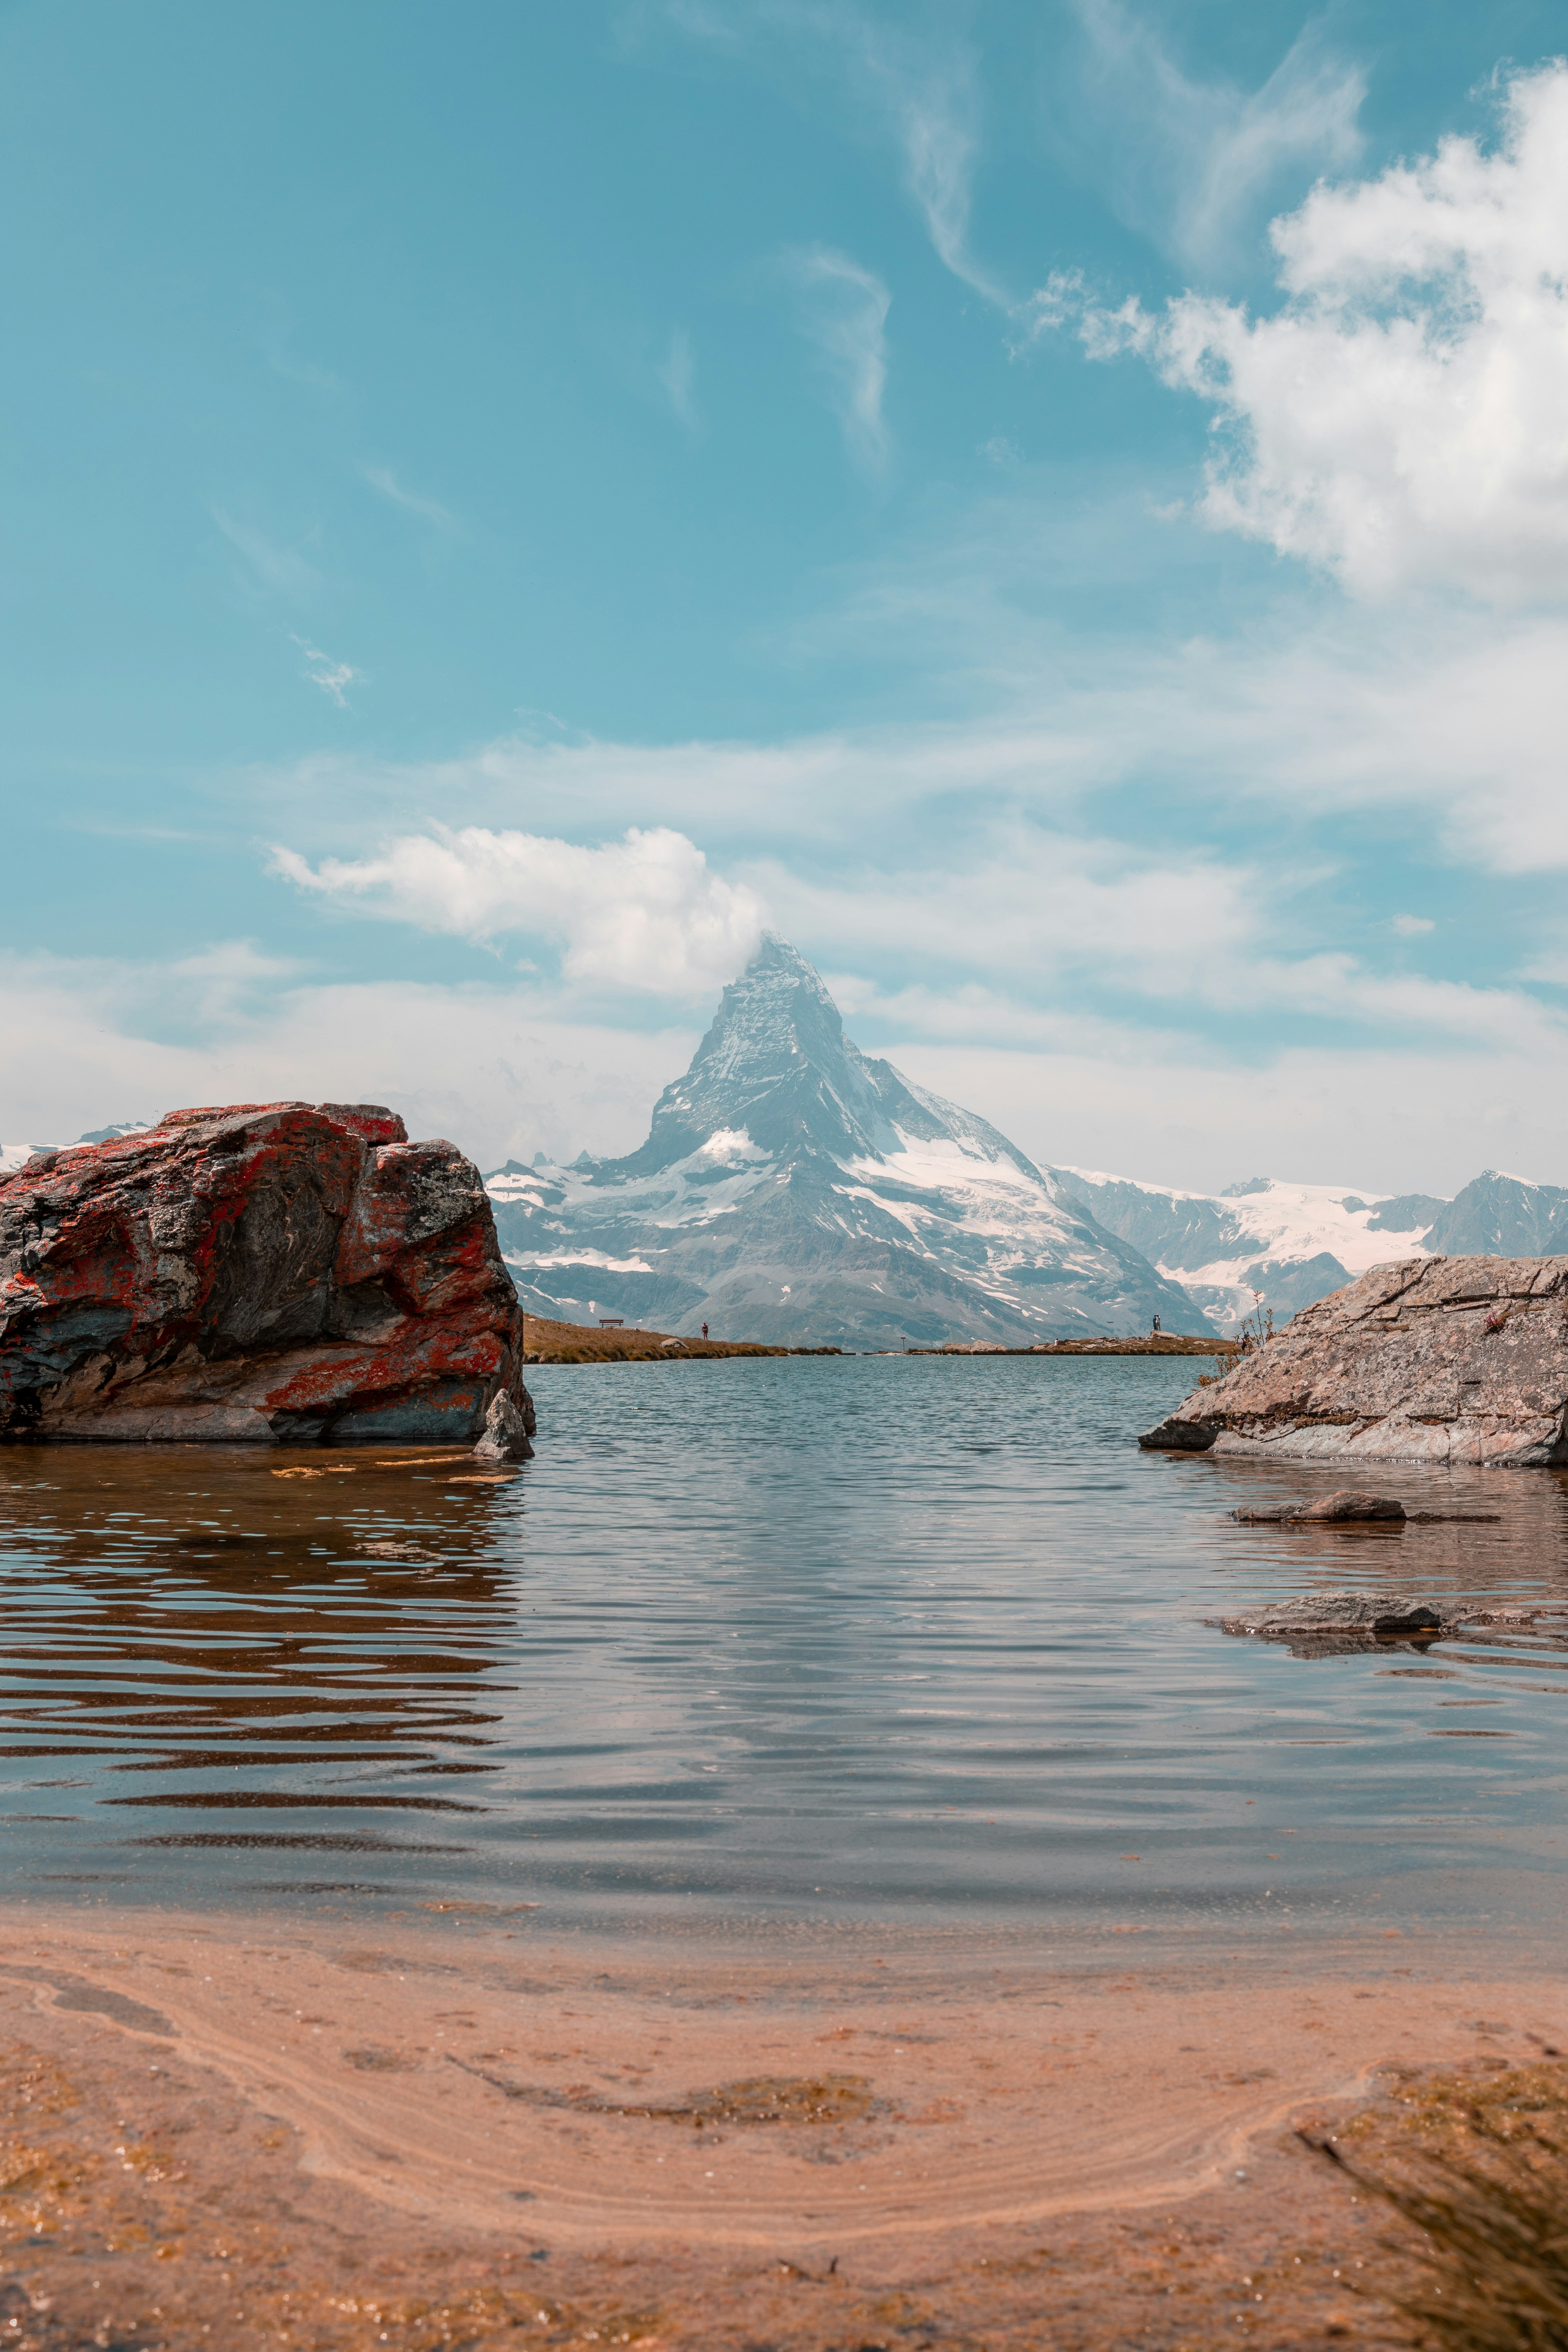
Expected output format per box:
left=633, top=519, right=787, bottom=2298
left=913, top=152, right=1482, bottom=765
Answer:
left=0, top=949, right=693, bottom=1172
left=1060, top=1, right=1365, bottom=268
left=288, top=635, right=364, bottom=708
left=890, top=1028, right=1568, bottom=1199
left=1056, top=607, right=1568, bottom=875
left=754, top=831, right=1259, bottom=997
left=1045, top=61, right=1568, bottom=601
left=849, top=12, right=1001, bottom=304
left=244, top=583, right=1568, bottom=886
left=272, top=824, right=766, bottom=999
left=765, top=840, right=1561, bottom=1058
left=5, top=929, right=1562, bottom=1202
left=657, top=328, right=699, bottom=429
left=781, top=245, right=891, bottom=471
left=1391, top=912, right=1436, bottom=936
left=360, top=464, right=462, bottom=534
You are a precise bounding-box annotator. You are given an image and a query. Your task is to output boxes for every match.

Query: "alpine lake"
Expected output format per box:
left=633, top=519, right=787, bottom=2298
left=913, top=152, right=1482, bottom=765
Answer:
left=2, top=1348, right=1563, bottom=1958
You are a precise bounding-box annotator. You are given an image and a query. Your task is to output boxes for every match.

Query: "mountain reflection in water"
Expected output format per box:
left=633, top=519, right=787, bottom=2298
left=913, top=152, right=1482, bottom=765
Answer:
left=0, top=1355, right=1565, bottom=1947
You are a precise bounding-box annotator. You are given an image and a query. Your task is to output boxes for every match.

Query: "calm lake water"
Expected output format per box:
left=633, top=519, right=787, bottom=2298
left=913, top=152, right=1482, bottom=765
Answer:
left=1, top=1356, right=1564, bottom=1950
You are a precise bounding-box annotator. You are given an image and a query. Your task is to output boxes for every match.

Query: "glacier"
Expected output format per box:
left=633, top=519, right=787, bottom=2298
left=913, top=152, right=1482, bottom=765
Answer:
left=1054, top=1166, right=1568, bottom=1329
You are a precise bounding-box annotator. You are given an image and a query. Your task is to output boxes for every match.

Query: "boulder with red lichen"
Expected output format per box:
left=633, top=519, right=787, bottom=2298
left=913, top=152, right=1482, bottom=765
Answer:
left=0, top=1101, right=533, bottom=1445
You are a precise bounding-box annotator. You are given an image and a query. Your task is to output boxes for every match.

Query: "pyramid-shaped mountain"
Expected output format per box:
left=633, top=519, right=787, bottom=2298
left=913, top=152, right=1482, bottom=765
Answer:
left=485, top=937, right=1196, bottom=1348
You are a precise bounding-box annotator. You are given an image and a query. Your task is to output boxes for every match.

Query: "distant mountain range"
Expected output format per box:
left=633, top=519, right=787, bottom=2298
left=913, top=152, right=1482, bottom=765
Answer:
left=1054, top=1167, right=1568, bottom=1328
left=484, top=936, right=1194, bottom=1349
left=7, top=951, right=1565, bottom=1342
left=0, top=1124, right=148, bottom=1172
left=484, top=941, right=1568, bottom=1343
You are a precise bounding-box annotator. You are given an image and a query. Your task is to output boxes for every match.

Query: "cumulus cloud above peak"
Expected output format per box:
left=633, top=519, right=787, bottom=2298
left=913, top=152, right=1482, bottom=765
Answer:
left=271, top=824, right=766, bottom=999
left=1040, top=61, right=1568, bottom=604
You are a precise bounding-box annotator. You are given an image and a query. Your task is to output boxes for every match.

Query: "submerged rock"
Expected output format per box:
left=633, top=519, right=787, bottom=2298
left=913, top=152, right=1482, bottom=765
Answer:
left=1141, top=1254, right=1568, bottom=1467
left=1230, top=1490, right=1501, bottom=1525
left=0, top=1100, right=533, bottom=1444
left=1232, top=1489, right=1407, bottom=1523
left=1219, top=1591, right=1447, bottom=1640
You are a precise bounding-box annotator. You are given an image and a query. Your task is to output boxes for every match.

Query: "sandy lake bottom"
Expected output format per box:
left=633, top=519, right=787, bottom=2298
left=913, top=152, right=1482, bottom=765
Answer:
left=0, top=1355, right=1564, bottom=2344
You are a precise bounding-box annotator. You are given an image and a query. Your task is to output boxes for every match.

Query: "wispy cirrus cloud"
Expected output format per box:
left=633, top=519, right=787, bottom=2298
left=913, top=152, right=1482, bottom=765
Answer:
left=211, top=507, right=324, bottom=597
left=360, top=463, right=463, bottom=534
left=649, top=0, right=1007, bottom=304
left=242, top=592, right=1568, bottom=878
left=1055, top=1, right=1365, bottom=271
left=288, top=636, right=364, bottom=708
left=758, top=835, right=1565, bottom=1058
left=781, top=245, right=891, bottom=472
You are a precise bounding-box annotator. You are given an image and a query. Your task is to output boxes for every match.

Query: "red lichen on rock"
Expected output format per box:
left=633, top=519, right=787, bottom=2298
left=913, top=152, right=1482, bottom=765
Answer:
left=0, top=1102, right=533, bottom=1446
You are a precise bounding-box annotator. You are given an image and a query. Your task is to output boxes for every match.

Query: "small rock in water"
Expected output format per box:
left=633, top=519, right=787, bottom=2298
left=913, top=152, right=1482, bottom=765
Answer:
left=1220, top=1590, right=1446, bottom=1640
left=1232, top=1489, right=1406, bottom=1524
left=357, top=1538, right=441, bottom=1565
left=472, top=1387, right=535, bottom=1462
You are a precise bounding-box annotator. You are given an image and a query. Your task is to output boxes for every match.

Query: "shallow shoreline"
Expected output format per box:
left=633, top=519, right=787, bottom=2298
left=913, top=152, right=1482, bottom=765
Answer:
left=1, top=1905, right=1563, bottom=2347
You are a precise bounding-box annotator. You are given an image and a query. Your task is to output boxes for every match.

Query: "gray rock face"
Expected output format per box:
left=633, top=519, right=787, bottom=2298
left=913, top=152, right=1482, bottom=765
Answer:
left=1141, top=1254, right=1568, bottom=1467
left=1422, top=1170, right=1568, bottom=1257
left=1219, top=1591, right=1446, bottom=1639
left=472, top=1388, right=535, bottom=1461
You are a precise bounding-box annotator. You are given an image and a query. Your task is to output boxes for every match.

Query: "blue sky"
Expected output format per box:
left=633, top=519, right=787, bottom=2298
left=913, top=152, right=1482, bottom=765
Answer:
left=7, top=0, right=1568, bottom=1192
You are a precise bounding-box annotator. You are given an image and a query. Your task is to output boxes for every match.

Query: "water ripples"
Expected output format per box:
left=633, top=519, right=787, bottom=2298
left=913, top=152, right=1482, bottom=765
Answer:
left=0, top=1357, right=1564, bottom=1941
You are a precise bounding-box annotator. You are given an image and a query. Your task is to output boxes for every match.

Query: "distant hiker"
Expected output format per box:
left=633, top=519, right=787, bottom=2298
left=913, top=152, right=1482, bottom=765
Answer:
left=701, top=1322, right=709, bottom=1340
left=1152, top=1314, right=1161, bottom=1334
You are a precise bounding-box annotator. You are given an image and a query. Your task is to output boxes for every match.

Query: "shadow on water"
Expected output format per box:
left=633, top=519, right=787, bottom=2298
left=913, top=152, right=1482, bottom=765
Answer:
left=0, top=1445, right=522, bottom=1902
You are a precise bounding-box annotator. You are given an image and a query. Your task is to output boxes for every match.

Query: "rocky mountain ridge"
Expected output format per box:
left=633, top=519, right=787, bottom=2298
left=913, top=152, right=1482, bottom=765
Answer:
left=485, top=937, right=1194, bottom=1349
left=1054, top=1166, right=1568, bottom=1329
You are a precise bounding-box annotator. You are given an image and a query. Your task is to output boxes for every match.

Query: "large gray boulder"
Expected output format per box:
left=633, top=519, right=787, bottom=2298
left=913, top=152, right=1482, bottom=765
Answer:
left=1141, top=1255, right=1568, bottom=1467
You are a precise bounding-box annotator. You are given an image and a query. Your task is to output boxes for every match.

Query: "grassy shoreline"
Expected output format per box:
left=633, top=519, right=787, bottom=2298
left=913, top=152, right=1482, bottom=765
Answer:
left=520, top=1312, right=1234, bottom=1364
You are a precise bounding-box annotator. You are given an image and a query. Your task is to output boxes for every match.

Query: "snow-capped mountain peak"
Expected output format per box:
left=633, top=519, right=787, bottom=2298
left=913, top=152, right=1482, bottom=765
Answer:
left=486, top=937, right=1192, bottom=1346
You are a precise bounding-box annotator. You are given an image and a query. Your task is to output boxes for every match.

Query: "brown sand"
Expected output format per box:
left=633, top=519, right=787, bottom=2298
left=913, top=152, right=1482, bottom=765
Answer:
left=0, top=1907, right=1563, bottom=2348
